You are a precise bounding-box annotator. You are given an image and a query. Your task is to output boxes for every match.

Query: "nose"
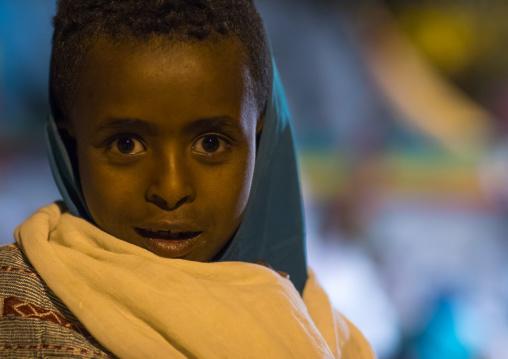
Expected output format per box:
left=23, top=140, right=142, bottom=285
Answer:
left=145, top=153, right=195, bottom=211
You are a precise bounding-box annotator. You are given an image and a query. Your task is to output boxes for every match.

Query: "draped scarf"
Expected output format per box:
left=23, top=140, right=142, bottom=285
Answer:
left=15, top=203, right=343, bottom=358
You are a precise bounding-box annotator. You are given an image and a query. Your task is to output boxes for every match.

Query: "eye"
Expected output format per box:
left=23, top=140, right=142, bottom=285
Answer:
left=109, top=136, right=146, bottom=155
left=192, top=135, right=229, bottom=155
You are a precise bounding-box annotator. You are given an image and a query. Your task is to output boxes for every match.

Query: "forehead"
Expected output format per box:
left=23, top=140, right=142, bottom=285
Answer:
left=71, top=36, right=256, bottom=128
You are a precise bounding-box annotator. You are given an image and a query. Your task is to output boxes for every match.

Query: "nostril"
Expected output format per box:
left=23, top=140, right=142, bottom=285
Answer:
left=147, top=193, right=169, bottom=209
left=174, top=195, right=193, bottom=208
left=146, top=193, right=193, bottom=211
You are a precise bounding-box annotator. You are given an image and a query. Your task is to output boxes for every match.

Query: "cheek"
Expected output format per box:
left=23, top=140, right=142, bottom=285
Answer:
left=77, top=146, right=142, bottom=224
left=205, top=148, right=256, bottom=224
left=234, top=152, right=256, bottom=215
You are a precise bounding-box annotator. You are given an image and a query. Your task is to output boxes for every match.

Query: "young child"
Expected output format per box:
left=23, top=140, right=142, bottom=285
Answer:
left=0, top=0, right=375, bottom=357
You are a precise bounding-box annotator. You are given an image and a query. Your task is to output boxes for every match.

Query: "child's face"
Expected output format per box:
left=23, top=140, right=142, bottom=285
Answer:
left=68, top=38, right=261, bottom=261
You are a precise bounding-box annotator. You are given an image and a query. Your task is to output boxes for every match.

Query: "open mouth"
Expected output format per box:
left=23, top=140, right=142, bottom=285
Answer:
left=135, top=228, right=202, bottom=240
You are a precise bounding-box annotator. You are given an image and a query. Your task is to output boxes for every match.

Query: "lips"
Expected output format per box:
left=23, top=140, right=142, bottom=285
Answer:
left=135, top=228, right=202, bottom=240
left=133, top=221, right=205, bottom=258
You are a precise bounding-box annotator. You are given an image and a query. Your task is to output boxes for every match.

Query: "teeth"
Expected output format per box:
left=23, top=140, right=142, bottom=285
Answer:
left=136, top=228, right=200, bottom=240
left=153, top=230, right=177, bottom=239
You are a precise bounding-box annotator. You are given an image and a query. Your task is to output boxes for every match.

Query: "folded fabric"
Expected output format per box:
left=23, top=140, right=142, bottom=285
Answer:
left=14, top=203, right=374, bottom=358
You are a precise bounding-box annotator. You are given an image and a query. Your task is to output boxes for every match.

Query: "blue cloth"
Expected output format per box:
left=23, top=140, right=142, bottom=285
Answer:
left=46, top=59, right=308, bottom=294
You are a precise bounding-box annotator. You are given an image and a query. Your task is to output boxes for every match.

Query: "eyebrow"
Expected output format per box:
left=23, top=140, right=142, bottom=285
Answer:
left=93, top=116, right=240, bottom=135
left=183, top=116, right=240, bottom=134
left=94, top=117, right=159, bottom=134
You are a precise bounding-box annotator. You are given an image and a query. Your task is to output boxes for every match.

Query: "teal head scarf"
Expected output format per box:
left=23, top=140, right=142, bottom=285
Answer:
left=46, top=59, right=308, bottom=294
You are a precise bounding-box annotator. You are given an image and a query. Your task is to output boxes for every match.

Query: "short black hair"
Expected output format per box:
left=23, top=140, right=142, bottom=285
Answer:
left=49, top=0, right=272, bottom=124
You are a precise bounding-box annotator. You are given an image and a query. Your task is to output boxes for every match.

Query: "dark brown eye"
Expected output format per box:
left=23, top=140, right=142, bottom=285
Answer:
left=192, top=134, right=229, bottom=157
left=110, top=137, right=145, bottom=155
left=201, top=136, right=220, bottom=153
left=192, top=135, right=229, bottom=154
left=117, top=138, right=135, bottom=153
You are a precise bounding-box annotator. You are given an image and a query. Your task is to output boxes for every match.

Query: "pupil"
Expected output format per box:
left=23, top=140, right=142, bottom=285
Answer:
left=202, top=137, right=220, bottom=152
left=117, top=138, right=135, bottom=153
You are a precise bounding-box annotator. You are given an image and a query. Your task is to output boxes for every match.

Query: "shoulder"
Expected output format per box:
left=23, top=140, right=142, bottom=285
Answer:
left=0, top=243, right=31, bottom=269
left=334, top=311, right=377, bottom=359
left=0, top=244, right=113, bottom=358
left=0, top=244, right=43, bottom=303
left=303, top=268, right=376, bottom=359
left=0, top=243, right=50, bottom=308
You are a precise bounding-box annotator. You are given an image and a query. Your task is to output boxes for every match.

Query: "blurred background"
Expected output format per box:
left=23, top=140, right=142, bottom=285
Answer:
left=2, top=0, right=508, bottom=357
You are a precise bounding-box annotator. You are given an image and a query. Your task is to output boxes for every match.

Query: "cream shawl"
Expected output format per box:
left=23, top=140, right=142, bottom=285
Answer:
left=14, top=204, right=374, bottom=359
